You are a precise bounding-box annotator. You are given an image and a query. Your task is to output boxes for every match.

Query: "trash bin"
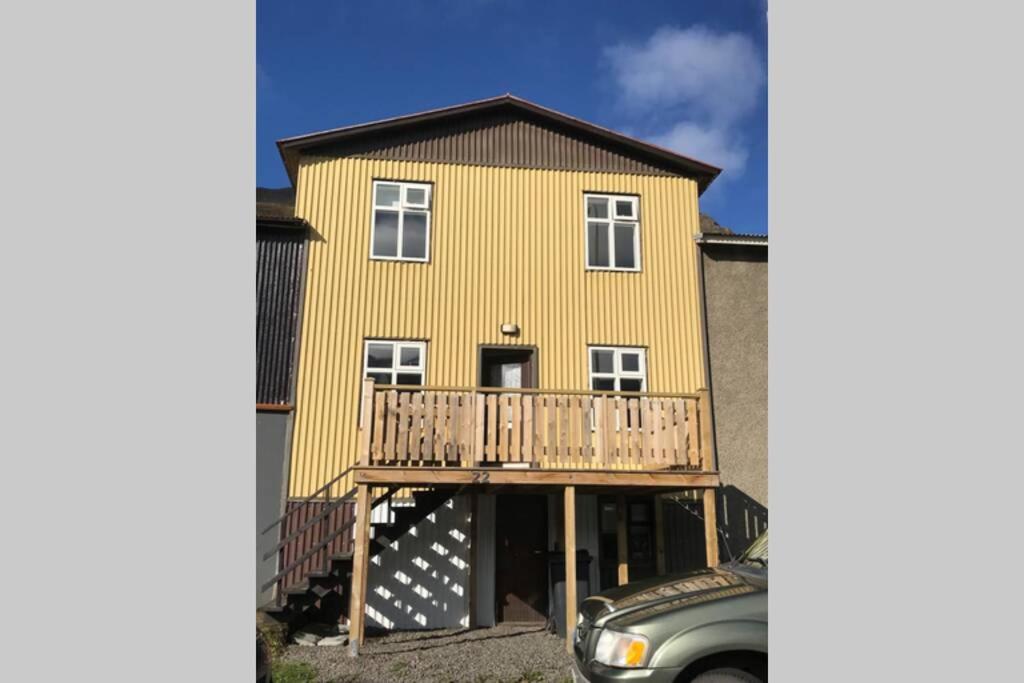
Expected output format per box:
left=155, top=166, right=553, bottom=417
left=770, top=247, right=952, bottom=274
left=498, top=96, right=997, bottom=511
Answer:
left=548, top=549, right=592, bottom=638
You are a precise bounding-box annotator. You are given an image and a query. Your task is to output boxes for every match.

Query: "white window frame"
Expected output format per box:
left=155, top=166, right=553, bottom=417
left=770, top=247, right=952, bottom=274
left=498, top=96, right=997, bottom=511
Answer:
left=362, top=339, right=427, bottom=386
left=370, top=180, right=432, bottom=262
left=588, top=345, right=648, bottom=393
left=583, top=193, right=641, bottom=272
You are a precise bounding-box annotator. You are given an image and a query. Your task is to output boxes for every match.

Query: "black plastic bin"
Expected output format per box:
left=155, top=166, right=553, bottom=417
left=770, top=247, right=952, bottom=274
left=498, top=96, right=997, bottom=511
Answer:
left=548, top=550, right=592, bottom=638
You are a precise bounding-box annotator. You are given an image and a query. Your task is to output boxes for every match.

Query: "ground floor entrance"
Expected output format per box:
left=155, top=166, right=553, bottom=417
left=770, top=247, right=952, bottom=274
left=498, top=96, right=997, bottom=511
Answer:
left=495, top=494, right=548, bottom=622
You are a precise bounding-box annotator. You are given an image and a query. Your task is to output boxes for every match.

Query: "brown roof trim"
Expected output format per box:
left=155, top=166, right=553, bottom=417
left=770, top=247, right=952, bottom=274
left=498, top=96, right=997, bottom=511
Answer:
left=276, top=94, right=722, bottom=193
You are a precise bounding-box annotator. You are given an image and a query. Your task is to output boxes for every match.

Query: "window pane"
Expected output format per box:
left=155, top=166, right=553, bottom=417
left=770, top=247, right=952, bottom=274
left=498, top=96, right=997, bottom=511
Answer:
left=402, top=212, right=428, bottom=259
left=592, top=349, right=614, bottom=374
left=587, top=222, right=609, bottom=267
left=405, top=186, right=427, bottom=206
left=395, top=372, right=423, bottom=386
left=614, top=199, right=635, bottom=218
left=373, top=210, right=399, bottom=257
left=620, top=378, right=643, bottom=393
left=367, top=371, right=392, bottom=385
left=621, top=352, right=641, bottom=373
left=586, top=197, right=609, bottom=219
left=613, top=223, right=636, bottom=269
left=399, top=346, right=421, bottom=367
left=375, top=184, right=400, bottom=208
left=592, top=377, right=616, bottom=392
left=366, top=343, right=393, bottom=368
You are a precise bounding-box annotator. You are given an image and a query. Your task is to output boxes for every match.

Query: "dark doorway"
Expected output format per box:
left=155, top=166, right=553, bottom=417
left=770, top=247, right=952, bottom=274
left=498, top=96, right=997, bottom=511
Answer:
left=479, top=346, right=537, bottom=389
left=597, top=495, right=657, bottom=590
left=495, top=494, right=548, bottom=622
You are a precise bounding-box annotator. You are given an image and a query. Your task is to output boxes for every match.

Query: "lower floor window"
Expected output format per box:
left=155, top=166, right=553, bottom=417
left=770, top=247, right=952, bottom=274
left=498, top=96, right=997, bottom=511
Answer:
left=363, top=339, right=426, bottom=386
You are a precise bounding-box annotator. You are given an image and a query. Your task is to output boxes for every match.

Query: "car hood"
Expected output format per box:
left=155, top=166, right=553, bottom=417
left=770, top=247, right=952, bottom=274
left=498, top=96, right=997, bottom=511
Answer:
left=580, top=565, right=766, bottom=628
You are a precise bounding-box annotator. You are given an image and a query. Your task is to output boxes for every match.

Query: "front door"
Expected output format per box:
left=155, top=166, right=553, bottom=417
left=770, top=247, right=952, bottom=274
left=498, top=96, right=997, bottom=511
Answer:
left=479, top=346, right=536, bottom=389
left=495, top=494, right=548, bottom=622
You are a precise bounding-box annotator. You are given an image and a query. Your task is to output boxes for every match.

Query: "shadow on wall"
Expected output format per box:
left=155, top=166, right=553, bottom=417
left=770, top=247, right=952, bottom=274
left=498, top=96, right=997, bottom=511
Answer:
left=717, top=486, right=768, bottom=560
left=662, top=486, right=768, bottom=570
left=365, top=497, right=471, bottom=631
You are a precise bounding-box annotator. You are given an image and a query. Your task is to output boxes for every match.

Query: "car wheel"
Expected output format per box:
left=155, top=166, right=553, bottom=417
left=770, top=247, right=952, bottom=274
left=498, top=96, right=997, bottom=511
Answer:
left=690, top=667, right=763, bottom=683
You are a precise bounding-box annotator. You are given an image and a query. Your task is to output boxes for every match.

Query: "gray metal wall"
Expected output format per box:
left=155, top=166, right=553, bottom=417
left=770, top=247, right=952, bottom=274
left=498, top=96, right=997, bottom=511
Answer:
left=257, top=412, right=291, bottom=605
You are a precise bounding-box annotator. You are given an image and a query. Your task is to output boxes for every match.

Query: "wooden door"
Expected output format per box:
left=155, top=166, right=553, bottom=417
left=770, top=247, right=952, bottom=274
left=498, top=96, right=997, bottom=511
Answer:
left=495, top=494, right=548, bottom=622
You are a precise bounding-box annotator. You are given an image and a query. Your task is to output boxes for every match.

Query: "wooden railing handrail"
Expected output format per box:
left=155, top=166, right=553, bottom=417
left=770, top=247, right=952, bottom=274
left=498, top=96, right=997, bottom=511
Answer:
left=370, top=383, right=705, bottom=400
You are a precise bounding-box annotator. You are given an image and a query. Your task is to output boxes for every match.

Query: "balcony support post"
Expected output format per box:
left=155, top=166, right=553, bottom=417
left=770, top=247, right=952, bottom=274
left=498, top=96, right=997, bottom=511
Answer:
left=347, top=483, right=372, bottom=657
left=703, top=487, right=720, bottom=567
left=564, top=485, right=577, bottom=654
left=616, top=494, right=628, bottom=585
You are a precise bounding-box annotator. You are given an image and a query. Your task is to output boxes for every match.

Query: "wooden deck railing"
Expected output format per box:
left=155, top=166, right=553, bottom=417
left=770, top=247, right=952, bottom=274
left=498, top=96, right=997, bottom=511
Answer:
left=357, top=378, right=715, bottom=471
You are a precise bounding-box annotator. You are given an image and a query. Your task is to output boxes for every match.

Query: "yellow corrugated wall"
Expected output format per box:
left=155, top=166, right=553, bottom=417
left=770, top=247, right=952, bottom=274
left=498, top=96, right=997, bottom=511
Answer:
left=288, top=157, right=707, bottom=496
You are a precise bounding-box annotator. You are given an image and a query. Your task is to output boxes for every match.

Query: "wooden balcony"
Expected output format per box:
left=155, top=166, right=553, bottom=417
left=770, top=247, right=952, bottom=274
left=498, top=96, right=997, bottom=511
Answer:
left=354, top=378, right=720, bottom=490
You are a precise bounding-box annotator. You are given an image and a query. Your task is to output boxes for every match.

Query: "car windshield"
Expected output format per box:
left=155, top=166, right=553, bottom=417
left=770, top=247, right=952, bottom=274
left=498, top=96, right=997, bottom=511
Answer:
left=738, top=529, right=768, bottom=567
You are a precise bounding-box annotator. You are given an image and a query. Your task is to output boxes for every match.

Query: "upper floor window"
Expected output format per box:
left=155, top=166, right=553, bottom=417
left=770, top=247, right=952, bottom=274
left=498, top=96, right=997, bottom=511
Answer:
left=589, top=346, right=647, bottom=393
left=364, top=339, right=426, bottom=386
left=585, top=194, right=640, bottom=271
left=371, top=181, right=432, bottom=262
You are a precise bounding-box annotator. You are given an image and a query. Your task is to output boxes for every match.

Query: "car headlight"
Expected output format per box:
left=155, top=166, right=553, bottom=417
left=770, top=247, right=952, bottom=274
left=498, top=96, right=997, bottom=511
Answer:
left=593, top=629, right=650, bottom=668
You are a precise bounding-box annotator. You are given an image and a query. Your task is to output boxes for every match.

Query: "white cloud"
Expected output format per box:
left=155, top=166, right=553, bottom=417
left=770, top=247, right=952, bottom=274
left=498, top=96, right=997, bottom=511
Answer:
left=606, top=26, right=763, bottom=125
left=650, top=122, right=749, bottom=174
left=605, top=25, right=764, bottom=178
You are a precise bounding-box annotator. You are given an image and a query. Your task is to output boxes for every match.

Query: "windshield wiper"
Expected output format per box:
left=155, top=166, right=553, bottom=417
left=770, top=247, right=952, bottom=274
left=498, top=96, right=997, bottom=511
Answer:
left=742, top=557, right=767, bottom=567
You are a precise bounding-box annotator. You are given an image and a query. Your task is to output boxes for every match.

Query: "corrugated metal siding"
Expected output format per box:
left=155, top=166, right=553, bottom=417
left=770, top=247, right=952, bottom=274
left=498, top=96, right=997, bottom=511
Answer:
left=289, top=158, right=706, bottom=496
left=257, top=228, right=306, bottom=404
left=315, top=112, right=679, bottom=177
left=366, top=496, right=471, bottom=630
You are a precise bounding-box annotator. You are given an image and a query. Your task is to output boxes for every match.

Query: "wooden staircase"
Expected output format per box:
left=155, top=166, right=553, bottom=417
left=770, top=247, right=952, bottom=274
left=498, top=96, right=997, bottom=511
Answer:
left=260, top=472, right=454, bottom=630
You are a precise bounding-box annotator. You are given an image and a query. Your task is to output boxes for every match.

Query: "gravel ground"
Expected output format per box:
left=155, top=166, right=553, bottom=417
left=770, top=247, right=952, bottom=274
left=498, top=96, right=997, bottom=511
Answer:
left=281, top=624, right=575, bottom=683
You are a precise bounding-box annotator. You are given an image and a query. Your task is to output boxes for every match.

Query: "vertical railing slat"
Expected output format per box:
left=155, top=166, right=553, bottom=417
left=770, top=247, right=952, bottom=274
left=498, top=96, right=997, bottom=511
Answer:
left=384, top=390, right=398, bottom=464
left=511, top=394, right=522, bottom=462
left=409, top=392, right=423, bottom=463
left=422, top=392, right=435, bottom=462
left=372, top=391, right=386, bottom=465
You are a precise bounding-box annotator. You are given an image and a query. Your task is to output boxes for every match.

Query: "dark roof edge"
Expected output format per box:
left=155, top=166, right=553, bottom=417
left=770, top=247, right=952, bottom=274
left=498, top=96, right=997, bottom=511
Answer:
left=695, top=233, right=768, bottom=247
left=276, top=94, right=722, bottom=192
left=256, top=214, right=310, bottom=231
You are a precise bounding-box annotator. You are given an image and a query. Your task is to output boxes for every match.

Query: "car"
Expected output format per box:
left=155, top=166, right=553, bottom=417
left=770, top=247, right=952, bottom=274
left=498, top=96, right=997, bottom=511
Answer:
left=572, top=530, right=767, bottom=683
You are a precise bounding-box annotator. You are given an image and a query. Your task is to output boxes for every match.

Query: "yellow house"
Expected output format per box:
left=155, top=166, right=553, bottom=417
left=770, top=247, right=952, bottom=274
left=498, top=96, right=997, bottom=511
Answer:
left=261, top=95, right=726, bottom=654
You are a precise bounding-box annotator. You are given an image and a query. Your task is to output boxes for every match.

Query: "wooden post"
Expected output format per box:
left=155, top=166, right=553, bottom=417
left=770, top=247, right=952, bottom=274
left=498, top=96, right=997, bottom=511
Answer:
left=564, top=486, right=576, bottom=654
left=347, top=484, right=372, bottom=657
left=703, top=488, right=720, bottom=567
left=616, top=495, right=628, bottom=586
left=653, top=494, right=666, bottom=575
left=697, top=388, right=716, bottom=471
left=359, top=378, right=375, bottom=466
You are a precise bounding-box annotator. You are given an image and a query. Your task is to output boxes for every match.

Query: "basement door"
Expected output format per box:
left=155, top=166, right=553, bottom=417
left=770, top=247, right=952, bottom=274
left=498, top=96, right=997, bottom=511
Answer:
left=495, top=494, right=548, bottom=622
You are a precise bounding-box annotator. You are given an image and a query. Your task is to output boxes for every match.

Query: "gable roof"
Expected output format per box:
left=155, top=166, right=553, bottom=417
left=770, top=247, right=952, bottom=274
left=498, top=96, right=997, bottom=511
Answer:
left=277, top=94, right=721, bottom=193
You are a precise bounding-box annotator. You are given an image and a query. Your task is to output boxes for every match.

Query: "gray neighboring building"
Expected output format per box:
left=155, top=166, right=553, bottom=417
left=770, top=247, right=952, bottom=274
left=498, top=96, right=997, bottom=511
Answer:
left=256, top=193, right=309, bottom=607
left=697, top=228, right=768, bottom=560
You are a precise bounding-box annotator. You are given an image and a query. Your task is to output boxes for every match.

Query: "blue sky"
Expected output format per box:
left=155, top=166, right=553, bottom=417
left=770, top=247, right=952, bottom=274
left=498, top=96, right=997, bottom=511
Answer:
left=258, top=0, right=767, bottom=234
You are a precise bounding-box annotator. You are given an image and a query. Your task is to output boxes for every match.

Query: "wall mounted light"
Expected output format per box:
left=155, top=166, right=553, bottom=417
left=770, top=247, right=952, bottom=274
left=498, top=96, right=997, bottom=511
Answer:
left=500, top=323, right=520, bottom=336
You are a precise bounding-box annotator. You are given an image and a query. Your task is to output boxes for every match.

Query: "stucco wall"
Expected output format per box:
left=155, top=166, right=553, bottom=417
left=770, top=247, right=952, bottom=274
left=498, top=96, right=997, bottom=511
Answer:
left=701, top=244, right=768, bottom=552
